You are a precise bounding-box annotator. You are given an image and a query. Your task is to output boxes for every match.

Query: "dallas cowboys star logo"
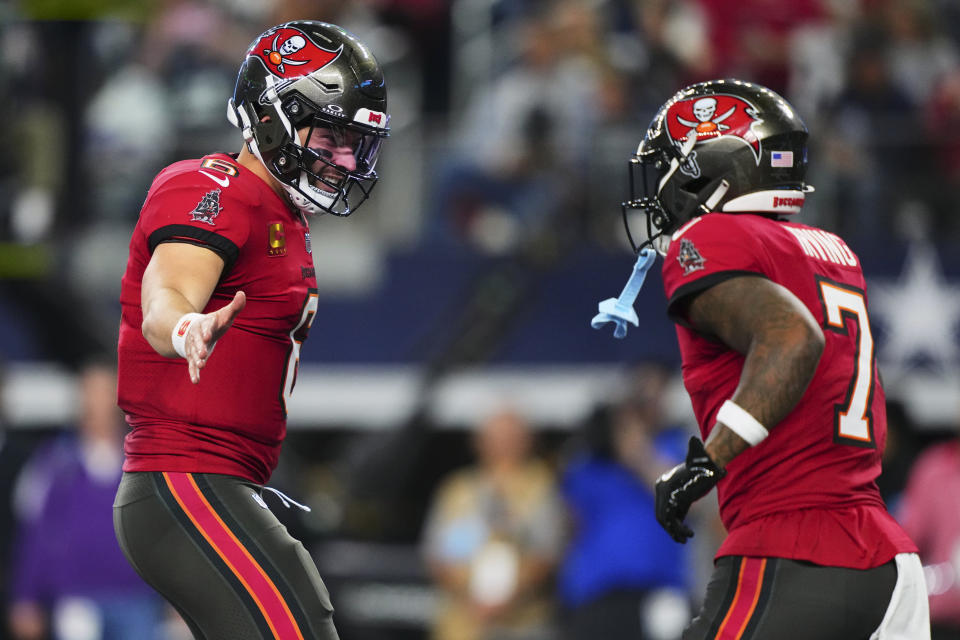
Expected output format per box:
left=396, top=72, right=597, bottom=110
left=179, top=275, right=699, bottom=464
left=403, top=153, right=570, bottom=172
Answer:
left=869, top=243, right=960, bottom=375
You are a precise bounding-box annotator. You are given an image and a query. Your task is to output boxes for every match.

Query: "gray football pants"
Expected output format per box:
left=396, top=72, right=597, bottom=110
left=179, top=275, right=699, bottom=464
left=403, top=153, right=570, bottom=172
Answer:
left=114, top=471, right=339, bottom=640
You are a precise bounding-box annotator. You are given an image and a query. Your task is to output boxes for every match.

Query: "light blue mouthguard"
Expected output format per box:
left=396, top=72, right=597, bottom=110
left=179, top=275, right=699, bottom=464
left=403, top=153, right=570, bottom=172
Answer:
left=591, top=248, right=657, bottom=339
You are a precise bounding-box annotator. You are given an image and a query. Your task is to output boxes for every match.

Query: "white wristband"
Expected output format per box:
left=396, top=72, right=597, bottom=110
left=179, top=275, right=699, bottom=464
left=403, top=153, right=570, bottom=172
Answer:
left=171, top=313, right=204, bottom=359
left=716, top=400, right=769, bottom=446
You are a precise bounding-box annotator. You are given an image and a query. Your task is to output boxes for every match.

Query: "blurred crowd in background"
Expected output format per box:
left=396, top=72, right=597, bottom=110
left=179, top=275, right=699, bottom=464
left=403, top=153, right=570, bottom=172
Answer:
left=3, top=0, right=960, bottom=639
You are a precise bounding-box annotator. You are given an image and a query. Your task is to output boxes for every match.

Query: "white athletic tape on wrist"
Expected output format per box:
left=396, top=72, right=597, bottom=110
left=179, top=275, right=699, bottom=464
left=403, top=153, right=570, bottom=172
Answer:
left=171, top=313, right=204, bottom=359
left=716, top=400, right=769, bottom=446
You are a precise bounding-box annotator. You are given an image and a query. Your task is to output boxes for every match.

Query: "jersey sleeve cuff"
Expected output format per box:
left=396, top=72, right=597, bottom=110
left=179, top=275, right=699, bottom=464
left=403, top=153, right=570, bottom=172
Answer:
left=148, top=224, right=240, bottom=273
left=666, top=270, right=768, bottom=325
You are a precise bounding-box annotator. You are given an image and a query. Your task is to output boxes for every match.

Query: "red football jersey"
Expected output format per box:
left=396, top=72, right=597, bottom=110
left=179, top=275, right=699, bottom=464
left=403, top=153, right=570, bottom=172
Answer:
left=661, top=213, right=916, bottom=569
left=118, top=153, right=318, bottom=483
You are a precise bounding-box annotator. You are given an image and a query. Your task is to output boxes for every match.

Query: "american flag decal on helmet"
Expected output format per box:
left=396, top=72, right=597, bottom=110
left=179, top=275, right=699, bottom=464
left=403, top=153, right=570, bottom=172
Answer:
left=771, top=151, right=794, bottom=167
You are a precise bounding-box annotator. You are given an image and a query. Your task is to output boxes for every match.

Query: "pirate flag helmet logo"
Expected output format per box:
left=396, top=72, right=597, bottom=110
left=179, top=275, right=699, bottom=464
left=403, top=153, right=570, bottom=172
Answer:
left=250, top=27, right=342, bottom=79
left=666, top=94, right=763, bottom=176
left=619, top=79, right=812, bottom=255
left=228, top=21, right=389, bottom=218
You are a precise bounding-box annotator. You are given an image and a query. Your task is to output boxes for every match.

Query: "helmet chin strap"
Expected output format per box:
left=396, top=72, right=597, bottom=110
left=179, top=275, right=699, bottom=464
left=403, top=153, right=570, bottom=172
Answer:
left=652, top=234, right=672, bottom=257
left=288, top=177, right=334, bottom=216
left=232, top=98, right=271, bottom=176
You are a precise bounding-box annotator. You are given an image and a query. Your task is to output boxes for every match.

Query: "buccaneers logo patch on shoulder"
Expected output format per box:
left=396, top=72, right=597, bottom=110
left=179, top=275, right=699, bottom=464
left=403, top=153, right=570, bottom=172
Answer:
left=677, top=238, right=705, bottom=275
left=190, top=189, right=222, bottom=226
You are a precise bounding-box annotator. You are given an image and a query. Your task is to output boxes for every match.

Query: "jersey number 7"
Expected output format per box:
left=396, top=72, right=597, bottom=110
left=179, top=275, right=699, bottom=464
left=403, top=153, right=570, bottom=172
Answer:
left=817, top=277, right=877, bottom=448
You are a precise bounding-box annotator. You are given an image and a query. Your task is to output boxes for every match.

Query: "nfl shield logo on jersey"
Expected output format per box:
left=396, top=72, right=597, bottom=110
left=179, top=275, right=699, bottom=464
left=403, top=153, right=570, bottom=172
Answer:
left=677, top=238, right=706, bottom=275
left=190, top=189, right=222, bottom=225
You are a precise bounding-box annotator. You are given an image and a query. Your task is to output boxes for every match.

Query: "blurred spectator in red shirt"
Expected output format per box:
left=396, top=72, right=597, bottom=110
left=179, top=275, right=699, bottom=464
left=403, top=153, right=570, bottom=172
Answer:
left=693, top=0, right=826, bottom=94
left=899, top=434, right=960, bottom=640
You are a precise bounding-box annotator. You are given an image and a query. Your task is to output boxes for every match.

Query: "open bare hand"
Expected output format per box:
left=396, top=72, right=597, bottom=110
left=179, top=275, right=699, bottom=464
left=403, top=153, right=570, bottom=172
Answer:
left=184, top=291, right=246, bottom=384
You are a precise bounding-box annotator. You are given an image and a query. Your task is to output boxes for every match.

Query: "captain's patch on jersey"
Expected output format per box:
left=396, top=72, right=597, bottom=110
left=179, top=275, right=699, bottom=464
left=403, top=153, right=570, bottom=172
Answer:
left=190, top=189, right=222, bottom=225
left=268, top=222, right=287, bottom=257
left=677, top=238, right=706, bottom=275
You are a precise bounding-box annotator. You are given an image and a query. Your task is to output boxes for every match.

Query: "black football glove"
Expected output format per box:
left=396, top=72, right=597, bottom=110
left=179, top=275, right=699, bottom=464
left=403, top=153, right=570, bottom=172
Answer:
left=655, top=436, right=726, bottom=543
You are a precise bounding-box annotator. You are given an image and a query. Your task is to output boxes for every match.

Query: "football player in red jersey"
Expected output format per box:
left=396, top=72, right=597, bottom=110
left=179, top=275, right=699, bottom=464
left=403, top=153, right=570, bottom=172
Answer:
left=612, top=80, right=930, bottom=639
left=113, top=22, right=388, bottom=639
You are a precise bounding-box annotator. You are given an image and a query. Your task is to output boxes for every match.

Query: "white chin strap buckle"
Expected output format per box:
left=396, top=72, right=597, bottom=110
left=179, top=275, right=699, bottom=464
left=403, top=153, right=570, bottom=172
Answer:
left=284, top=184, right=325, bottom=216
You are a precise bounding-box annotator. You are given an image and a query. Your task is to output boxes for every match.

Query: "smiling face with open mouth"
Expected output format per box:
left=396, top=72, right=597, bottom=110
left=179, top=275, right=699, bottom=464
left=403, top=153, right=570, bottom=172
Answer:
left=302, top=125, right=362, bottom=193
left=270, top=119, right=385, bottom=216
left=229, top=21, right=389, bottom=216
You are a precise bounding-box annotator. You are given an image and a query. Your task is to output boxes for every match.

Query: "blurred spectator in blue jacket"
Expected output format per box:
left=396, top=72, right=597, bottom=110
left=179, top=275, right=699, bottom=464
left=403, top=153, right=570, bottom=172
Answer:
left=7, top=361, right=163, bottom=640
left=558, top=366, right=692, bottom=640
